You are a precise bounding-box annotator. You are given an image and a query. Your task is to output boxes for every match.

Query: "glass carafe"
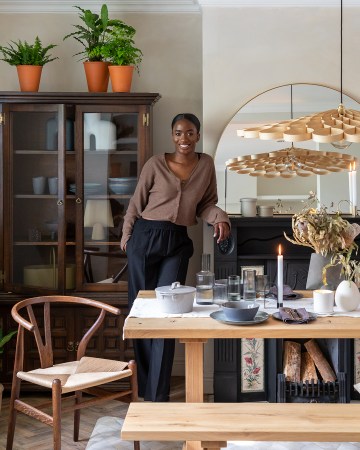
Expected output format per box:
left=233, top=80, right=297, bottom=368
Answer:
left=196, top=253, right=214, bottom=305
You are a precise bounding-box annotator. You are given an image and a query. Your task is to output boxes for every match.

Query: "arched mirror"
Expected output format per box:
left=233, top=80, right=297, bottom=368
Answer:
left=215, top=83, right=360, bottom=215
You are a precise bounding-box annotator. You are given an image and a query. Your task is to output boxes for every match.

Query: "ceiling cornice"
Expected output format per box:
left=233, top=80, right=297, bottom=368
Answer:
left=0, top=1, right=201, bottom=14
left=198, top=0, right=359, bottom=6
left=1, top=0, right=359, bottom=13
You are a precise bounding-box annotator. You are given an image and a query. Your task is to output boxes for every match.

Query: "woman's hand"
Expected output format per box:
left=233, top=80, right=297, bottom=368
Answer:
left=213, top=222, right=230, bottom=243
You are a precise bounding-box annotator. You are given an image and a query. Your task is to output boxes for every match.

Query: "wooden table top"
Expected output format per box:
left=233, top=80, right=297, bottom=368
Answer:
left=123, top=290, right=360, bottom=340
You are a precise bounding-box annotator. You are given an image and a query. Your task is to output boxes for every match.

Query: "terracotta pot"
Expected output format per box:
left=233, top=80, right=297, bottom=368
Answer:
left=16, top=65, right=43, bottom=92
left=83, top=61, right=109, bottom=93
left=108, top=65, right=134, bottom=93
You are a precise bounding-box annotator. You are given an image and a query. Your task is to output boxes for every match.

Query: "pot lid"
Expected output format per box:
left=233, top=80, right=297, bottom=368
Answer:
left=155, top=281, right=195, bottom=295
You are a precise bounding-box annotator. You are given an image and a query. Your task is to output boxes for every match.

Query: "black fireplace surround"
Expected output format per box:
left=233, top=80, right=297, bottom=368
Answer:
left=213, top=216, right=360, bottom=403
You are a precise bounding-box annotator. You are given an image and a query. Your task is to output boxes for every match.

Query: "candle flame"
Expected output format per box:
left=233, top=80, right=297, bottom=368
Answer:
left=278, top=244, right=282, bottom=255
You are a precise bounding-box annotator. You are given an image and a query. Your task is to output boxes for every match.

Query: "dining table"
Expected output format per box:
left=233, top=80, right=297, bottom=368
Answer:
left=123, top=290, right=360, bottom=450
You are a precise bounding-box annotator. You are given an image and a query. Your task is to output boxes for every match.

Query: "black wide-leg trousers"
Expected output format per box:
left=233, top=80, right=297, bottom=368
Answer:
left=126, top=218, right=194, bottom=401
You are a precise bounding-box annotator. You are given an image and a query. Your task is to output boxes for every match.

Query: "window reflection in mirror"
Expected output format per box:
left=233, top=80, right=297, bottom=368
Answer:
left=215, top=83, right=360, bottom=215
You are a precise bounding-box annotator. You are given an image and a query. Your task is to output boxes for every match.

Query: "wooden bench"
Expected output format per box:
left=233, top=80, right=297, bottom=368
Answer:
left=121, top=402, right=360, bottom=450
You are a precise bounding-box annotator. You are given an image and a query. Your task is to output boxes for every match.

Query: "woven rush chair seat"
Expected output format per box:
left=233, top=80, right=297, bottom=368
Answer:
left=6, top=295, right=139, bottom=450
left=17, top=356, right=132, bottom=393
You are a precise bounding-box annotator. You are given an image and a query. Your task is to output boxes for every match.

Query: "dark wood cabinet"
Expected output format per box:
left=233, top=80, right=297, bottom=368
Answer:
left=0, top=92, right=159, bottom=388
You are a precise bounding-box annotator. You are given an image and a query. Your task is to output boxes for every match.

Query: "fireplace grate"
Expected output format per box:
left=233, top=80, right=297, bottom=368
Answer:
left=277, top=373, right=347, bottom=403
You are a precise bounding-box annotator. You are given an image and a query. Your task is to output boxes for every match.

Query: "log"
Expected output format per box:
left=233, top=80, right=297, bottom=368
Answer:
left=304, top=339, right=336, bottom=382
left=301, top=351, right=318, bottom=383
left=283, top=341, right=301, bottom=382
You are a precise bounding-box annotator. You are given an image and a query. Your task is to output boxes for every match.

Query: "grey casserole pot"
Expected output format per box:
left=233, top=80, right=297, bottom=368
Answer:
left=155, top=282, right=195, bottom=314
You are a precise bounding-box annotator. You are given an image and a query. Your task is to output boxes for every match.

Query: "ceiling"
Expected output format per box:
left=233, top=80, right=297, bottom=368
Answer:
left=1, top=0, right=359, bottom=14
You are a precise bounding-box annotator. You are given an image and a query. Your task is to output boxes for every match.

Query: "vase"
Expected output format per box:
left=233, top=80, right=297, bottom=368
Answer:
left=335, top=280, right=360, bottom=312
left=306, top=253, right=343, bottom=290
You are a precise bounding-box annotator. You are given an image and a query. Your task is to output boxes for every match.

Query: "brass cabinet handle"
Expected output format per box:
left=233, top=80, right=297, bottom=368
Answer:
left=57, top=200, right=64, bottom=206
left=67, top=341, right=74, bottom=352
left=76, top=197, right=82, bottom=204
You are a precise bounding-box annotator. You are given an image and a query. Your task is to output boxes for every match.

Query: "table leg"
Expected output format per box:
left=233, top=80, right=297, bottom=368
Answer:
left=180, top=338, right=208, bottom=450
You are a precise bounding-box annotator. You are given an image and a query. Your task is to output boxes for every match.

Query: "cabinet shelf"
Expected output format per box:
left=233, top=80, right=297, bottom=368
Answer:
left=14, top=241, right=76, bottom=246
left=84, top=150, right=137, bottom=155
left=14, top=150, right=59, bottom=155
left=14, top=194, right=58, bottom=199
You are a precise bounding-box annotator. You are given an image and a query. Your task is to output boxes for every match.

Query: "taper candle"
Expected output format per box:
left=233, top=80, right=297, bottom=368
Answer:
left=349, top=163, right=353, bottom=214
left=352, top=162, right=357, bottom=215
left=277, top=244, right=283, bottom=308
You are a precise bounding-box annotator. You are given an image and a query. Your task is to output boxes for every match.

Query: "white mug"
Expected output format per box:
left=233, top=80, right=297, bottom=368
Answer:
left=313, top=289, right=335, bottom=314
left=32, top=176, right=46, bottom=195
left=48, top=177, right=58, bottom=195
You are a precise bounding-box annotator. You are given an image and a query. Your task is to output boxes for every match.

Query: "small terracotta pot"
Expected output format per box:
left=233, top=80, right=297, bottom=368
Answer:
left=16, top=65, right=43, bottom=92
left=83, top=61, right=110, bottom=93
left=109, top=65, right=134, bottom=92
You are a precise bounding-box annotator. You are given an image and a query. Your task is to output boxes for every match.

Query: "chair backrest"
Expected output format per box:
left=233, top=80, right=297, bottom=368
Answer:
left=11, top=295, right=121, bottom=370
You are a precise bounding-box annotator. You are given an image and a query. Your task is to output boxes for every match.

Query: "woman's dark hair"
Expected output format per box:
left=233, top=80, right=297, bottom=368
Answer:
left=171, top=113, right=201, bottom=132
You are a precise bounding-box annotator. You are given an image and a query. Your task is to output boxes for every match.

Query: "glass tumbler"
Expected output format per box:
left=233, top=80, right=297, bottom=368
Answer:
left=243, top=269, right=257, bottom=301
left=213, top=279, right=228, bottom=305
left=227, top=275, right=241, bottom=300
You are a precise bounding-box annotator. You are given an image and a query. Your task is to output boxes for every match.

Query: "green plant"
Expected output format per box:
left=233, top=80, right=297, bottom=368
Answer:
left=100, top=23, right=143, bottom=71
left=0, top=329, right=17, bottom=354
left=0, top=36, right=57, bottom=66
left=64, top=4, right=111, bottom=62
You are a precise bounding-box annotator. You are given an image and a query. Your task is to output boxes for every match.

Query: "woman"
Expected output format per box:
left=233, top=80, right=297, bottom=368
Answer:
left=120, top=113, right=230, bottom=401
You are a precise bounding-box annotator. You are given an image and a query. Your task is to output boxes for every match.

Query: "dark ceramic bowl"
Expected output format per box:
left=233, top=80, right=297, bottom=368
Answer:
left=222, top=301, right=259, bottom=322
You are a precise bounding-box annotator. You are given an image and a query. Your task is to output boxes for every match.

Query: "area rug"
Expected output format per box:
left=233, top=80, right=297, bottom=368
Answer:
left=86, top=416, right=360, bottom=450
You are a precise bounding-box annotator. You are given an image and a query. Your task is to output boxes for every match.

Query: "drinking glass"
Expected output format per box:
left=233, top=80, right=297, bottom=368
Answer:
left=213, top=279, right=228, bottom=305
left=243, top=270, right=257, bottom=301
left=227, top=275, right=241, bottom=300
left=256, top=274, right=270, bottom=308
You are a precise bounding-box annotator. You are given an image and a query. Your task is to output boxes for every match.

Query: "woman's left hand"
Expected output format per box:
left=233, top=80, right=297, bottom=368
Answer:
left=213, top=222, right=230, bottom=243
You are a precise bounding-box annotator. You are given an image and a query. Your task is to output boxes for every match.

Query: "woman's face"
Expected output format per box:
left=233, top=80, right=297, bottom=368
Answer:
left=172, top=119, right=200, bottom=156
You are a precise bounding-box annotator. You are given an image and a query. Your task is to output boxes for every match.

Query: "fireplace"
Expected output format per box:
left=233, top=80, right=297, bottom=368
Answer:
left=213, top=216, right=360, bottom=403
left=214, top=338, right=352, bottom=403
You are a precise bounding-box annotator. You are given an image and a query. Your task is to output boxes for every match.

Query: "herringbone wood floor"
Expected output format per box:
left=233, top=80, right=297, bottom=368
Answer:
left=0, top=377, right=186, bottom=450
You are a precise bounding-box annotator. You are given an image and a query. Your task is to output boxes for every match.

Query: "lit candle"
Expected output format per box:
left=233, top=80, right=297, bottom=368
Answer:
left=349, top=163, right=353, bottom=214
left=277, top=244, right=283, bottom=308
left=352, top=162, right=357, bottom=216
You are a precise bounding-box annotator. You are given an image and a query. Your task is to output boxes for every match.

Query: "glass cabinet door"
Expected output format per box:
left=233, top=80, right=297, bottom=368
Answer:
left=4, top=103, right=76, bottom=293
left=77, top=105, right=145, bottom=291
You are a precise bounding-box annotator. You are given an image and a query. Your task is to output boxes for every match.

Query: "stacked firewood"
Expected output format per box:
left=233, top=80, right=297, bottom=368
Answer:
left=283, top=339, right=336, bottom=383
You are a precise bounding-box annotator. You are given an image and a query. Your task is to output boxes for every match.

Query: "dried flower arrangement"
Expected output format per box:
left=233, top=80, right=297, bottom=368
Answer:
left=284, top=193, right=360, bottom=284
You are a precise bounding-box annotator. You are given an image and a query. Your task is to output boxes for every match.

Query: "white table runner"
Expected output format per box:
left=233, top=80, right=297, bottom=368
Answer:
left=128, top=296, right=360, bottom=319
left=128, top=297, right=219, bottom=318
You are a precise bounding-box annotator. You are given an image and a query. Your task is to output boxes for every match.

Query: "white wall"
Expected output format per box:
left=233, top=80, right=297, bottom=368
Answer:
left=202, top=6, right=360, bottom=156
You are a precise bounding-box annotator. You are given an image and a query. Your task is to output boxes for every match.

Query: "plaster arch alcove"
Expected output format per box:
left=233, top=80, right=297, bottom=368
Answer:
left=214, top=83, right=360, bottom=216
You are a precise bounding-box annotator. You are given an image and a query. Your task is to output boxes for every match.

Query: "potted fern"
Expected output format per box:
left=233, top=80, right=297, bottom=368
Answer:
left=101, top=23, right=143, bottom=92
left=64, top=4, right=112, bottom=92
left=0, top=329, right=17, bottom=414
left=0, top=36, right=57, bottom=92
